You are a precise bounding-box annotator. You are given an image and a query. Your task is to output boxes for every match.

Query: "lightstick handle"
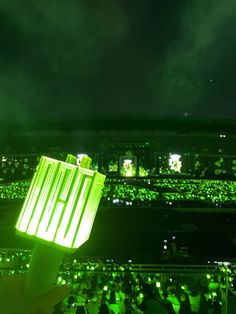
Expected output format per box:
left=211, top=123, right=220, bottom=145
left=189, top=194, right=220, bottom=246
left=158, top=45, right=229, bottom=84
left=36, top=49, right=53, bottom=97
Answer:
left=24, top=154, right=90, bottom=299
left=24, top=242, right=64, bottom=299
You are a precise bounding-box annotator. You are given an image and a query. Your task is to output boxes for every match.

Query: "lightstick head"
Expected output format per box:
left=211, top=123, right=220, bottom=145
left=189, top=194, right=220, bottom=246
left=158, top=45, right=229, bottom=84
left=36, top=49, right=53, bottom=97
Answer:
left=16, top=155, right=105, bottom=252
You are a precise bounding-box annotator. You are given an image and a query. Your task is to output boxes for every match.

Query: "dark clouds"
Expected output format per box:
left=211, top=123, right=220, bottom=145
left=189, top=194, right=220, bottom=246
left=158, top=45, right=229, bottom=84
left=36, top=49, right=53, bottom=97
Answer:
left=152, top=0, right=236, bottom=117
left=0, top=0, right=235, bottom=123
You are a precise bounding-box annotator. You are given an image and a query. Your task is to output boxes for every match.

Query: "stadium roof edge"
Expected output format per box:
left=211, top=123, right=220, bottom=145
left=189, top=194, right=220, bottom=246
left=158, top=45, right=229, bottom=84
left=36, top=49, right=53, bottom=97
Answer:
left=0, top=116, right=236, bottom=134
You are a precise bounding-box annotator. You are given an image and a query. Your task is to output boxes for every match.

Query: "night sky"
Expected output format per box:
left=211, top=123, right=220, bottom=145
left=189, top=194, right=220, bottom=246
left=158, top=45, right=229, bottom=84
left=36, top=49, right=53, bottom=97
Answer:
left=0, top=0, right=236, bottom=123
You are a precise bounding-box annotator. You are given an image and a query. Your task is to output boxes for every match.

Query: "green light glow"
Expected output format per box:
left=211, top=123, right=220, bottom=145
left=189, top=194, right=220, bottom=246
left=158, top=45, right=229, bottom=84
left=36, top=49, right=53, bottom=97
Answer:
left=58, top=276, right=62, bottom=282
left=15, top=156, right=105, bottom=250
left=169, top=154, right=182, bottom=173
left=120, top=156, right=137, bottom=177
left=4, top=176, right=236, bottom=207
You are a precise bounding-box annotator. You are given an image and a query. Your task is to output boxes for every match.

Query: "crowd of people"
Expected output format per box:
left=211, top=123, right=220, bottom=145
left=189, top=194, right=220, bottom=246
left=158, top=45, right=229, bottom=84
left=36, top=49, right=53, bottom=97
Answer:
left=0, top=152, right=235, bottom=208
left=0, top=152, right=235, bottom=313
left=0, top=155, right=40, bottom=182
left=0, top=176, right=236, bottom=209
left=0, top=249, right=233, bottom=313
left=104, top=178, right=236, bottom=206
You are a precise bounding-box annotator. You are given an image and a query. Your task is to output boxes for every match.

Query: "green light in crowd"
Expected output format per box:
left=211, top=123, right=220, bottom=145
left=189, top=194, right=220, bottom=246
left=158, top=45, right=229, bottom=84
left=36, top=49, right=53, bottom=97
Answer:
left=61, top=280, right=67, bottom=285
left=74, top=274, right=78, bottom=279
left=156, top=282, right=161, bottom=288
left=103, top=286, right=108, bottom=291
left=206, top=274, right=211, bottom=279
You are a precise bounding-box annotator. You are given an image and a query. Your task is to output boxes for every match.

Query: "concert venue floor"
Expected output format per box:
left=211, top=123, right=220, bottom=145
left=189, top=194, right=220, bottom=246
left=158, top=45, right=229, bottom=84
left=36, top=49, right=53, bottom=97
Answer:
left=1, top=199, right=236, bottom=264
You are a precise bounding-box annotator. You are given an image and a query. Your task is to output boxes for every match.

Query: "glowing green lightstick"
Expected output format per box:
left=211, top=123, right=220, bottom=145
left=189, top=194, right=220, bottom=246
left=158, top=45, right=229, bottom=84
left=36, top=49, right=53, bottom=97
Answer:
left=16, top=154, right=105, bottom=299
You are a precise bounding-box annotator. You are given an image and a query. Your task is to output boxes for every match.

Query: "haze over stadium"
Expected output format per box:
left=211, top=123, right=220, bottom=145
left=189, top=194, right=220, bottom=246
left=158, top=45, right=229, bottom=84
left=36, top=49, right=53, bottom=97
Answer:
left=0, top=0, right=235, bottom=123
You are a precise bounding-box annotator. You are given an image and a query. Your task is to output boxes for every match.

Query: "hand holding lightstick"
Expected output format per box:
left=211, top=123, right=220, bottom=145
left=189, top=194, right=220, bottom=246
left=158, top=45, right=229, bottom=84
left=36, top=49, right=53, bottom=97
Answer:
left=15, top=154, right=105, bottom=300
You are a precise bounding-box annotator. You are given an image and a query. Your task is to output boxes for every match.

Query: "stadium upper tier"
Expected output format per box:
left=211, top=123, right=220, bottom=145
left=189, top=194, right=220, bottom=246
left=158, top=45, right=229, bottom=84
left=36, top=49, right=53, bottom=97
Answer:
left=1, top=117, right=236, bottom=156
